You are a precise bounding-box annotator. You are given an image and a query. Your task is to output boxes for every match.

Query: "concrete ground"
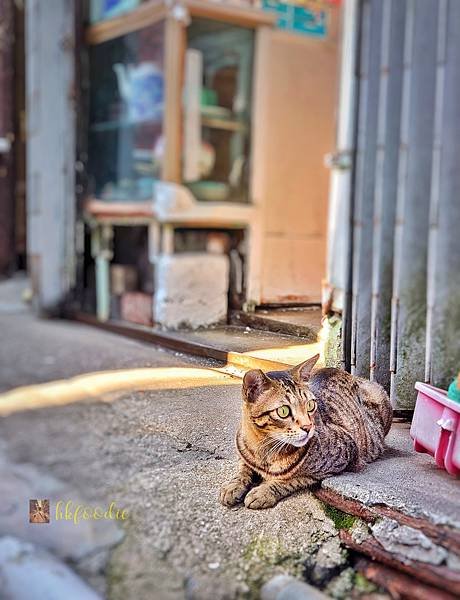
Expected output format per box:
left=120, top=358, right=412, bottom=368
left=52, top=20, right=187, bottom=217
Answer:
left=324, top=422, right=460, bottom=531
left=0, top=279, right=353, bottom=600
left=0, top=277, right=459, bottom=599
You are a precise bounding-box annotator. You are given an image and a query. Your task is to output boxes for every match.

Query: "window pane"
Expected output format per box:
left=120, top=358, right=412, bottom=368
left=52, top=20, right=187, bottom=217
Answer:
left=88, top=22, right=164, bottom=202
left=183, top=19, right=254, bottom=204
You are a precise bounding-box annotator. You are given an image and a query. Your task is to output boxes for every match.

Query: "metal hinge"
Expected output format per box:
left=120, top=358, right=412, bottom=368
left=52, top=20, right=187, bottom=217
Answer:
left=324, top=150, right=353, bottom=170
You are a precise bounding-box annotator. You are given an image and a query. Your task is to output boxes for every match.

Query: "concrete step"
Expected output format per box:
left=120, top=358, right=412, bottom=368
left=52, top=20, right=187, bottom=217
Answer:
left=73, top=313, right=321, bottom=372
left=316, top=422, right=460, bottom=599
left=231, top=306, right=322, bottom=342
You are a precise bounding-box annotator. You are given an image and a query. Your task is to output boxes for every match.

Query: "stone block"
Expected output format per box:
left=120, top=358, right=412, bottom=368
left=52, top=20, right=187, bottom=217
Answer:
left=261, top=574, right=329, bottom=600
left=0, top=536, right=102, bottom=600
left=154, top=253, right=229, bottom=329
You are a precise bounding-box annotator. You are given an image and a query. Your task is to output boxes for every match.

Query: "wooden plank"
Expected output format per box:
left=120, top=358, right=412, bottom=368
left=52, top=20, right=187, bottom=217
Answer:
left=340, top=530, right=460, bottom=597
left=85, top=0, right=166, bottom=45
left=201, top=116, right=247, bottom=132
left=0, top=0, right=15, bottom=274
left=186, top=0, right=275, bottom=28
left=355, top=558, right=458, bottom=600
left=262, top=237, right=327, bottom=304
left=315, top=488, right=377, bottom=522
left=86, top=0, right=274, bottom=46
left=162, top=16, right=185, bottom=183
left=85, top=199, right=155, bottom=219
left=253, top=13, right=340, bottom=305
left=315, top=487, right=460, bottom=556
left=245, top=25, right=271, bottom=306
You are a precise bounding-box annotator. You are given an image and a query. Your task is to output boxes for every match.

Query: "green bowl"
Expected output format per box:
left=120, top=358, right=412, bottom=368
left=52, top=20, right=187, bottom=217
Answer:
left=187, top=181, right=229, bottom=202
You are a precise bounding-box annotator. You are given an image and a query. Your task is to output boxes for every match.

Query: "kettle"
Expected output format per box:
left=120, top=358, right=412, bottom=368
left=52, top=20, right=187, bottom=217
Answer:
left=113, top=62, right=164, bottom=122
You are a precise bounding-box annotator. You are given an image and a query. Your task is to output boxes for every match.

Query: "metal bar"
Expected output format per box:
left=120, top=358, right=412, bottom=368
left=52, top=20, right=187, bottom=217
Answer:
left=325, top=0, right=360, bottom=317
left=351, top=0, right=383, bottom=377
left=369, top=0, right=406, bottom=391
left=390, top=0, right=439, bottom=409
left=425, top=0, right=448, bottom=384
left=426, top=0, right=460, bottom=389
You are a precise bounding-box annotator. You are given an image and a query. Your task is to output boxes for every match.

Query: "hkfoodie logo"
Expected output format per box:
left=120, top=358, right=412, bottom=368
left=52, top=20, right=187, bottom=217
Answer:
left=29, top=499, right=128, bottom=525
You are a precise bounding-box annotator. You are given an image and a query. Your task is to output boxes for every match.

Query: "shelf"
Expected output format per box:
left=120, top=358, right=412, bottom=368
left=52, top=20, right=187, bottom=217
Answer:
left=84, top=199, right=156, bottom=224
left=86, top=1, right=166, bottom=45
left=201, top=116, right=248, bottom=132
left=89, top=116, right=162, bottom=133
left=186, top=0, right=276, bottom=28
left=86, top=0, right=275, bottom=46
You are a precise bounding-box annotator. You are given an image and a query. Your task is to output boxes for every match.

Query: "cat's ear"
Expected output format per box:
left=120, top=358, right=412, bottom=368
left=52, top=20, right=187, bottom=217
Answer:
left=243, top=369, right=273, bottom=403
left=290, top=354, right=320, bottom=384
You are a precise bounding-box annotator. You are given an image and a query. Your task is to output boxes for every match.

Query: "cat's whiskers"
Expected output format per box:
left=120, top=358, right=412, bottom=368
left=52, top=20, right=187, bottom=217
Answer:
left=258, top=435, right=279, bottom=459
left=261, top=434, right=293, bottom=462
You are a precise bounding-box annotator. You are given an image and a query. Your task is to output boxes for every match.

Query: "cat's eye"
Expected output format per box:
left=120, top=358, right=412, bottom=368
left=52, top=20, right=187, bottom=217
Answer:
left=306, top=399, right=316, bottom=412
left=276, top=405, right=291, bottom=418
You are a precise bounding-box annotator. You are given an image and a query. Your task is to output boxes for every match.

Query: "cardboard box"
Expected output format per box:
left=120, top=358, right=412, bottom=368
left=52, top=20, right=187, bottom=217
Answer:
left=120, top=292, right=153, bottom=326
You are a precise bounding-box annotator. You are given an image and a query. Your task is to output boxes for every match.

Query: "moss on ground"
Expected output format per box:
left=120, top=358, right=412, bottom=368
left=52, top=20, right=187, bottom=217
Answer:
left=241, top=534, right=307, bottom=599
left=322, top=504, right=357, bottom=531
left=354, top=571, right=378, bottom=593
left=106, top=560, right=127, bottom=599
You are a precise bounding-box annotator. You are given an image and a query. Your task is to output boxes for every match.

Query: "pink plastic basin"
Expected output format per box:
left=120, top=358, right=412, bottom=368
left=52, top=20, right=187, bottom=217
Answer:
left=411, top=382, right=460, bottom=477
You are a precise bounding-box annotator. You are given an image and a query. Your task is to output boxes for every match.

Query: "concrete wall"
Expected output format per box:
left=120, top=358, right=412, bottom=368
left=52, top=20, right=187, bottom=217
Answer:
left=25, top=0, right=76, bottom=311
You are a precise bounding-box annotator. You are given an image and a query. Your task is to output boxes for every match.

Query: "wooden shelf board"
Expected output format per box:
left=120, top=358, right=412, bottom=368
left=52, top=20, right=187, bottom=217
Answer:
left=186, top=0, right=276, bottom=28
left=201, top=116, right=247, bottom=132
left=86, top=0, right=166, bottom=45
left=84, top=196, right=255, bottom=228
left=156, top=202, right=255, bottom=227
left=84, top=199, right=155, bottom=220
left=89, top=116, right=163, bottom=132
left=86, top=0, right=275, bottom=46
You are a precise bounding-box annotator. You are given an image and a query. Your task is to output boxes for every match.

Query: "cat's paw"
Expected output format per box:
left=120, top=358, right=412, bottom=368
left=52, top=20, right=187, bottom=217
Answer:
left=219, top=480, right=249, bottom=507
left=244, top=485, right=278, bottom=510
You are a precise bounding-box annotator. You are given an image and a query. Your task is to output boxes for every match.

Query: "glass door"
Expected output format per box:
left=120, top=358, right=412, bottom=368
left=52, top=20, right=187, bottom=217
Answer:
left=183, top=19, right=254, bottom=204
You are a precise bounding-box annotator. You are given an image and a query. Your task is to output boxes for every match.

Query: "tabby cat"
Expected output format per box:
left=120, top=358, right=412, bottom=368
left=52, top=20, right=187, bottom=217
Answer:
left=220, top=354, right=392, bottom=509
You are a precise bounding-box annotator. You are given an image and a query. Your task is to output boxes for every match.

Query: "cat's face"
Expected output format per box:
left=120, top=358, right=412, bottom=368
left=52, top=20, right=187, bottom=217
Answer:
left=242, top=354, right=320, bottom=449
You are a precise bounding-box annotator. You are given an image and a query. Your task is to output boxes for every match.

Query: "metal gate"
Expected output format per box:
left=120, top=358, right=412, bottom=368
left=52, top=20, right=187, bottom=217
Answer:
left=329, top=0, right=460, bottom=411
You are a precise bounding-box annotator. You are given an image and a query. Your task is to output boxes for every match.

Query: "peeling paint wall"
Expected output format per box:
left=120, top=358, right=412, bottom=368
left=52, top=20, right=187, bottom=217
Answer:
left=25, top=0, right=76, bottom=311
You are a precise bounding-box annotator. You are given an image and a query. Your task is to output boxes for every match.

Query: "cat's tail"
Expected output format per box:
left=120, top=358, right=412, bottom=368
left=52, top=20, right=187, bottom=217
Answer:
left=357, top=378, right=393, bottom=437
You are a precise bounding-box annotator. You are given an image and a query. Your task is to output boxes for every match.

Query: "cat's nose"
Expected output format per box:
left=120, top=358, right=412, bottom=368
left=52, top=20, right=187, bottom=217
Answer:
left=300, top=425, right=312, bottom=432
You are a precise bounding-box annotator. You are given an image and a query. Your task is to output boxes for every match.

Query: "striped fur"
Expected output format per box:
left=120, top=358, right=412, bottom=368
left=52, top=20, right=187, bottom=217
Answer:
left=220, top=355, right=392, bottom=509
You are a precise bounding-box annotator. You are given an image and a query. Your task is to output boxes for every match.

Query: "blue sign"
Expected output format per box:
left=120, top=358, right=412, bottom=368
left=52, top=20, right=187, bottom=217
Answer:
left=262, top=0, right=328, bottom=38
